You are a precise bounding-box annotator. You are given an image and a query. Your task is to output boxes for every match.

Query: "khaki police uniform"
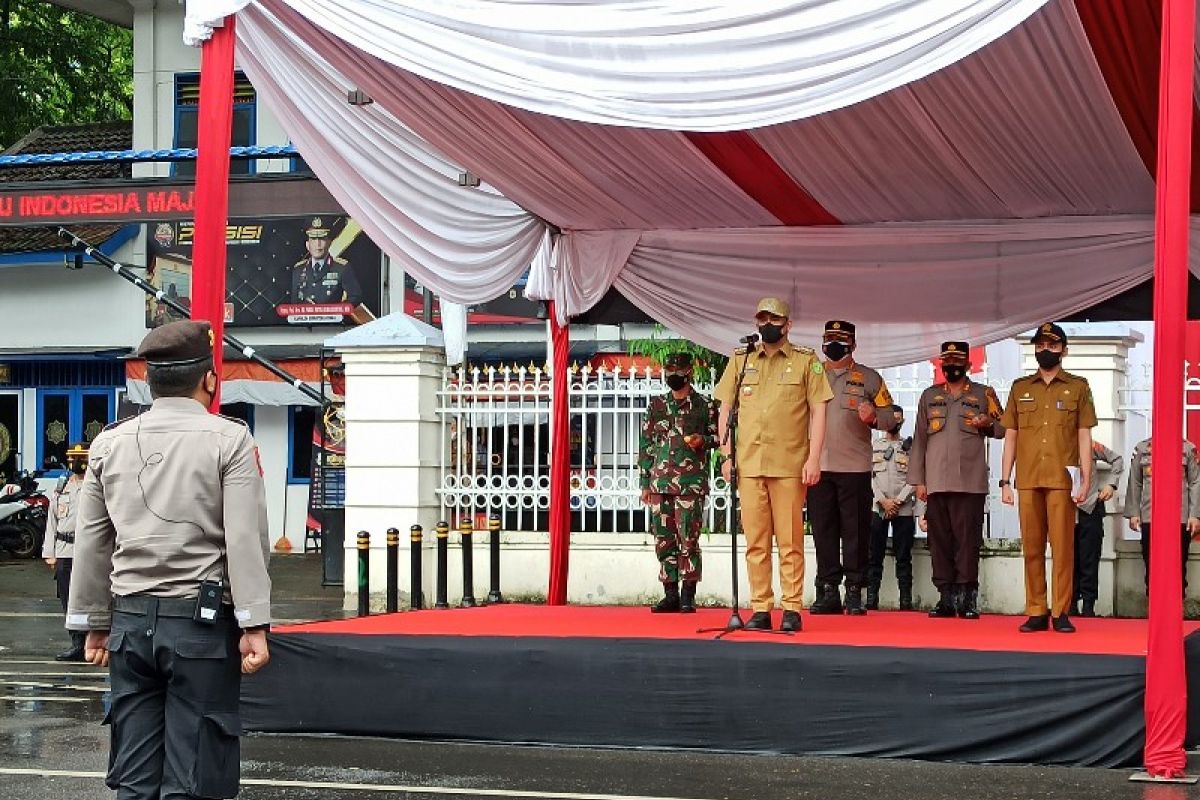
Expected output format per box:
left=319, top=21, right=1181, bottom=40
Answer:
left=68, top=320, right=271, bottom=800
left=1001, top=365, right=1098, bottom=618
left=43, top=472, right=86, bottom=656
left=867, top=433, right=923, bottom=604
left=908, top=377, right=1004, bottom=596
left=1074, top=442, right=1123, bottom=610
left=715, top=314, right=833, bottom=614
left=808, top=321, right=895, bottom=605
left=1125, top=438, right=1200, bottom=595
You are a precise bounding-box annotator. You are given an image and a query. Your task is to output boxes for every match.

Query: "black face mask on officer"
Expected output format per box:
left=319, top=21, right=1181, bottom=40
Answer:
left=942, top=365, right=967, bottom=384
left=758, top=323, right=785, bottom=344
left=69, top=461, right=86, bottom=476
left=665, top=374, right=689, bottom=391
left=1035, top=349, right=1062, bottom=370
left=823, top=341, right=851, bottom=362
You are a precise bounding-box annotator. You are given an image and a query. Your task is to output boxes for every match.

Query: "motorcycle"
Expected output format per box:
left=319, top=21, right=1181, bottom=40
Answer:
left=0, top=470, right=49, bottom=559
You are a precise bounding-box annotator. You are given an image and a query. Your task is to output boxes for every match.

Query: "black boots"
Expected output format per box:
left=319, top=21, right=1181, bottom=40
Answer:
left=809, top=584, right=843, bottom=615
left=1080, top=598, right=1097, bottom=618
left=55, top=632, right=86, bottom=662
left=899, top=584, right=914, bottom=611
left=865, top=585, right=880, bottom=611
left=929, top=588, right=957, bottom=618
left=845, top=586, right=866, bottom=616
left=679, top=581, right=697, bottom=614
left=958, top=588, right=980, bottom=620
left=651, top=582, right=680, bottom=613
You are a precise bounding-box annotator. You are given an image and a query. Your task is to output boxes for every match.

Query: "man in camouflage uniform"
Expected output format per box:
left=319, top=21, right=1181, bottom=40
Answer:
left=638, top=353, right=718, bottom=613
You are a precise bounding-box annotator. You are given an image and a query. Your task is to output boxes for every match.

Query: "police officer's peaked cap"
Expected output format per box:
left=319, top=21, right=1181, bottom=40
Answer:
left=66, top=442, right=89, bottom=459
left=823, top=320, right=856, bottom=341
left=305, top=216, right=332, bottom=239
left=664, top=353, right=693, bottom=370
left=138, top=320, right=215, bottom=367
left=940, top=341, right=970, bottom=361
left=1030, top=322, right=1067, bottom=346
left=755, top=297, right=790, bottom=318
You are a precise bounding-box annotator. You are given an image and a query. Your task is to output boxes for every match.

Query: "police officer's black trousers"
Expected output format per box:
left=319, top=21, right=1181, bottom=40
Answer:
left=867, top=514, right=915, bottom=591
left=1139, top=523, right=1191, bottom=596
left=53, top=558, right=85, bottom=649
left=1073, top=503, right=1105, bottom=603
left=809, top=471, right=872, bottom=588
left=924, top=492, right=985, bottom=591
left=106, top=597, right=242, bottom=800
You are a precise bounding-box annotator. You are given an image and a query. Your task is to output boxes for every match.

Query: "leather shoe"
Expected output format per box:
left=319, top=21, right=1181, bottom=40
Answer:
left=780, top=610, right=802, bottom=633
left=744, top=611, right=772, bottom=631
left=1080, top=599, right=1096, bottom=618
left=1019, top=614, right=1050, bottom=633
left=1052, top=614, right=1076, bottom=633
left=55, top=646, right=86, bottom=662
left=809, top=584, right=842, bottom=615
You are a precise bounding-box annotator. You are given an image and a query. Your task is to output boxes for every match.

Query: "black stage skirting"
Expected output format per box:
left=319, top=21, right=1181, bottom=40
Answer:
left=240, top=610, right=1200, bottom=768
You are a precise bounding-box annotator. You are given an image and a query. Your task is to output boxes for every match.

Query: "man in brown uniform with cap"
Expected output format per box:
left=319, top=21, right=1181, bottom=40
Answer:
left=999, top=323, right=1096, bottom=633
left=909, top=342, right=1005, bottom=620
left=808, top=320, right=896, bottom=616
left=715, top=298, right=832, bottom=632
left=69, top=319, right=272, bottom=799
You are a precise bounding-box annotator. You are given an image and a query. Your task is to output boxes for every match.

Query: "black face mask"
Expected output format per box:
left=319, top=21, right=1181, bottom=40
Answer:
left=823, top=341, right=850, bottom=362
left=758, top=323, right=784, bottom=344
left=70, top=463, right=86, bottom=476
left=665, top=375, right=689, bottom=391
left=942, top=365, right=966, bottom=383
left=1035, top=349, right=1062, bottom=370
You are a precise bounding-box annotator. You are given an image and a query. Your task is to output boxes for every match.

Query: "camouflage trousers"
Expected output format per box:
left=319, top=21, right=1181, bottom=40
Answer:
left=652, top=494, right=704, bottom=584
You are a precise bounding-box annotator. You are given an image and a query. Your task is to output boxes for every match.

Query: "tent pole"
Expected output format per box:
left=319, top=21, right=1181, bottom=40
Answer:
left=547, top=301, right=571, bottom=604
left=191, top=15, right=237, bottom=411
left=1142, top=0, right=1195, bottom=780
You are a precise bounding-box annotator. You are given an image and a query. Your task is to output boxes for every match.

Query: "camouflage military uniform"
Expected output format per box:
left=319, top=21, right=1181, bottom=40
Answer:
left=638, top=376, right=718, bottom=586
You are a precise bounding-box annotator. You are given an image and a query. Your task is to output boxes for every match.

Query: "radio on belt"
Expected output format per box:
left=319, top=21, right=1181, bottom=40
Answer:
left=194, top=579, right=223, bottom=624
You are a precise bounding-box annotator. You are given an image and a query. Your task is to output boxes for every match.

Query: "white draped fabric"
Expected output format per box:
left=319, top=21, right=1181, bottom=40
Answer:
left=616, top=217, right=1200, bottom=366
left=188, top=0, right=1051, bottom=130
left=235, top=5, right=547, bottom=306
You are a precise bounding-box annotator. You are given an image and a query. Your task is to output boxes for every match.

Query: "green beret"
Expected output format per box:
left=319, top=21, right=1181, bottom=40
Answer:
left=664, top=353, right=694, bottom=370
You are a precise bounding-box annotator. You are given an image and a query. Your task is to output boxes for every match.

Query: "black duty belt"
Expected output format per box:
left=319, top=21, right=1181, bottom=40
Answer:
left=113, top=594, right=234, bottom=619
left=54, top=532, right=75, bottom=544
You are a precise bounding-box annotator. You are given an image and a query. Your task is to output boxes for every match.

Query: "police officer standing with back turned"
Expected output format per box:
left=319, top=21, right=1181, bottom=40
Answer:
left=808, top=321, right=896, bottom=616
left=42, top=442, right=89, bottom=661
left=68, top=319, right=272, bottom=800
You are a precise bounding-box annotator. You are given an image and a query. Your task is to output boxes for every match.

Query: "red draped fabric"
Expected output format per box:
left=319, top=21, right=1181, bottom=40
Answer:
left=1076, top=0, right=1200, bottom=209
left=684, top=131, right=840, bottom=225
left=547, top=301, right=571, bottom=605
left=1144, top=0, right=1195, bottom=778
left=191, top=17, right=237, bottom=409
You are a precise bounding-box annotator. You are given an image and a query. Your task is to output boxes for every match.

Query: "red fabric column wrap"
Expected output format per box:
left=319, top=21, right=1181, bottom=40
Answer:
left=191, top=17, right=237, bottom=410
left=1144, top=0, right=1195, bottom=778
left=547, top=301, right=571, bottom=605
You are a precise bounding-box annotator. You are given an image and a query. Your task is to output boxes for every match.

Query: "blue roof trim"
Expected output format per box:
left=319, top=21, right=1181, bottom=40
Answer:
left=0, top=223, right=138, bottom=266
left=0, top=145, right=298, bottom=166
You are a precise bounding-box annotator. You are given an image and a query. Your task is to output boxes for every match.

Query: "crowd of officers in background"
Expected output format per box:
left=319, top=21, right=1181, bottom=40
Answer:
left=639, top=301, right=1196, bottom=634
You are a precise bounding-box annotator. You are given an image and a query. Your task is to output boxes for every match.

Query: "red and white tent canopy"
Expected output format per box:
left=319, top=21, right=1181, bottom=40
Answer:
left=190, top=0, right=1198, bottom=366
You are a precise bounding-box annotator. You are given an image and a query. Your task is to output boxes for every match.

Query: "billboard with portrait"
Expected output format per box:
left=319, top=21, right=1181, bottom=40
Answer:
left=145, top=215, right=382, bottom=327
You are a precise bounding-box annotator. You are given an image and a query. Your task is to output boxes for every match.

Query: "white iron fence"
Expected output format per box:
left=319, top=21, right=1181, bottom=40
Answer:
left=436, top=362, right=1024, bottom=537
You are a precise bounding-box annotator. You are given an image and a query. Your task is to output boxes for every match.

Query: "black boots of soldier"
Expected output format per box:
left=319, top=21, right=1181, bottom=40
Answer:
left=866, top=584, right=914, bottom=611
left=651, top=582, right=680, bottom=613
left=929, top=588, right=958, bottom=618
left=56, top=632, right=87, bottom=662
left=651, top=581, right=696, bottom=614
left=929, top=586, right=980, bottom=619
left=809, top=584, right=843, bottom=615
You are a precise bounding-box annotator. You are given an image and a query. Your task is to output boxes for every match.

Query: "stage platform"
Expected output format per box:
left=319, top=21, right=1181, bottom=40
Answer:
left=242, top=606, right=1200, bottom=768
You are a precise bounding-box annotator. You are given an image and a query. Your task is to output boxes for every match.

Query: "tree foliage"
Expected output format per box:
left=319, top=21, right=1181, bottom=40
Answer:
left=0, top=1, right=132, bottom=149
left=626, top=325, right=728, bottom=384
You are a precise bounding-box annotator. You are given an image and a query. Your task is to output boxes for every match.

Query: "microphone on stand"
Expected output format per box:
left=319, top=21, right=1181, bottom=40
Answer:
left=739, top=332, right=760, bottom=350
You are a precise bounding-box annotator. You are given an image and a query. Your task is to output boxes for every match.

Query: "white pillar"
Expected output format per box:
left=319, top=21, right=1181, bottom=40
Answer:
left=1020, top=323, right=1144, bottom=616
left=329, top=316, right=446, bottom=609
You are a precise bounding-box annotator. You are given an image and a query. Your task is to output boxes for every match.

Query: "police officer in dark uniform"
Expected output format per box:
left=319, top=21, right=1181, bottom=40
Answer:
left=291, top=216, right=363, bottom=305
left=69, top=319, right=272, bottom=800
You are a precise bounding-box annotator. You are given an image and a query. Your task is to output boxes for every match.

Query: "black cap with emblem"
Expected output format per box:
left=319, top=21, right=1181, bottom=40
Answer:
left=824, top=320, right=855, bottom=341
left=663, top=353, right=693, bottom=371
left=137, top=320, right=215, bottom=367
left=939, top=341, right=970, bottom=361
left=1030, top=322, right=1067, bottom=346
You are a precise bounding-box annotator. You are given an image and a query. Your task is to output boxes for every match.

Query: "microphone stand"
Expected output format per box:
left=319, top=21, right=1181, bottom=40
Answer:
left=698, top=339, right=792, bottom=639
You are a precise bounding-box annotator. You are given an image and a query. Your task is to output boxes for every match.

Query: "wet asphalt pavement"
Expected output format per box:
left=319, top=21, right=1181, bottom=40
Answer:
left=1, top=553, right=1199, bottom=800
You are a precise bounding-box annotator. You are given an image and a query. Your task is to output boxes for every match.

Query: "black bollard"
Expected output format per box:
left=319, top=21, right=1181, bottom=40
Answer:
left=356, top=530, right=370, bottom=617
left=460, top=517, right=477, bottom=608
left=410, top=524, right=424, bottom=610
left=386, top=527, right=399, bottom=613
left=435, top=521, right=450, bottom=609
left=487, top=514, right=504, bottom=604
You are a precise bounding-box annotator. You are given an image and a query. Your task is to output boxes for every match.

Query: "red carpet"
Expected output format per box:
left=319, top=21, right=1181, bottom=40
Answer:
left=276, top=605, right=1199, bottom=656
